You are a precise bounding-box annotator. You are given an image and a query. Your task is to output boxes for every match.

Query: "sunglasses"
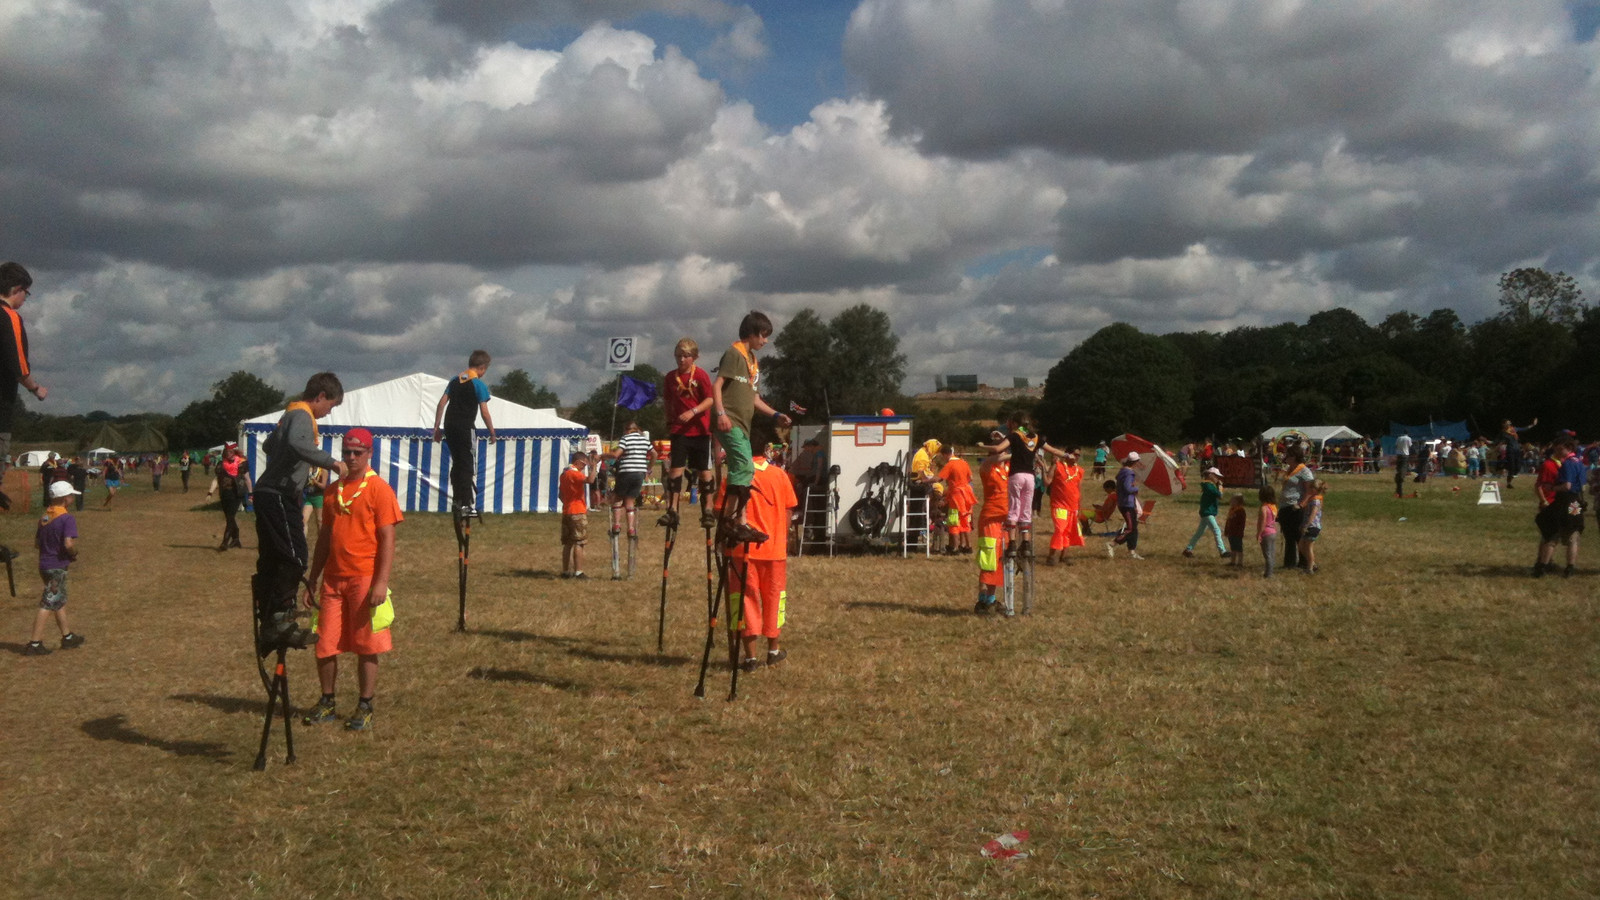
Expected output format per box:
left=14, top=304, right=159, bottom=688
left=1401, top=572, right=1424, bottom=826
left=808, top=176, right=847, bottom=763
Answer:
left=341, top=447, right=370, bottom=458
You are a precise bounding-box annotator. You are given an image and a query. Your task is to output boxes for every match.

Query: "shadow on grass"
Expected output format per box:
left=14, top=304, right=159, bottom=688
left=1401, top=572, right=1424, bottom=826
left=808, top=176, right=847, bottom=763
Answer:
left=168, top=693, right=263, bottom=715
left=81, top=714, right=231, bottom=761
left=497, top=568, right=563, bottom=580
left=476, top=629, right=581, bottom=646
left=467, top=667, right=584, bottom=691
left=842, top=600, right=972, bottom=618
left=1447, top=563, right=1547, bottom=579
left=566, top=647, right=692, bottom=667
left=167, top=544, right=227, bottom=552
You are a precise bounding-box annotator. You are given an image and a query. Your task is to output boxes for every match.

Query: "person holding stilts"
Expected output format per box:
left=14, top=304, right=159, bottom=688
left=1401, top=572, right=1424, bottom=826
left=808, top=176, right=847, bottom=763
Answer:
left=301, top=428, right=402, bottom=732
left=432, top=350, right=496, bottom=518
left=711, top=311, right=789, bottom=546
left=660, top=338, right=716, bottom=530
left=726, top=439, right=798, bottom=672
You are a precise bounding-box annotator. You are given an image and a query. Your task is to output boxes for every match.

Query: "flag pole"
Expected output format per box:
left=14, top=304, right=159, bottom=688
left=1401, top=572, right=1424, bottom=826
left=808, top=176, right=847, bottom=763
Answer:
left=610, top=375, right=621, bottom=442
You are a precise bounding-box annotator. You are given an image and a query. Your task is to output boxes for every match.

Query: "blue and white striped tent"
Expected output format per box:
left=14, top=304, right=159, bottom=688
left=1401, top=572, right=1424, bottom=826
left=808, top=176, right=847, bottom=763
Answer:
left=241, top=373, right=587, bottom=514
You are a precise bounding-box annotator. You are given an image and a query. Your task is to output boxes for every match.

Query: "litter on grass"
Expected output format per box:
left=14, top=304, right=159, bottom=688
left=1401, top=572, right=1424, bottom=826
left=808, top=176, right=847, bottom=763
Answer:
left=980, top=830, right=1030, bottom=860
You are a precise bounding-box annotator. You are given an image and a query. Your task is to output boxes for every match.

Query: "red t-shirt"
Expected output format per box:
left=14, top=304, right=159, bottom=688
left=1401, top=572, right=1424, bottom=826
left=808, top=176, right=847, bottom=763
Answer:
left=1536, top=457, right=1560, bottom=505
left=320, top=471, right=403, bottom=578
left=560, top=466, right=588, bottom=515
left=663, top=366, right=713, bottom=437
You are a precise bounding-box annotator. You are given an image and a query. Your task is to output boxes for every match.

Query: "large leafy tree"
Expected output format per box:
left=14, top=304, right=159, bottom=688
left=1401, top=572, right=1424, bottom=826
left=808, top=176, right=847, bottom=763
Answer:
left=491, top=369, right=560, bottom=409
left=764, top=304, right=907, bottom=420
left=568, top=363, right=666, bottom=442
left=1037, top=324, right=1192, bottom=444
left=1497, top=268, right=1587, bottom=327
left=169, top=371, right=284, bottom=448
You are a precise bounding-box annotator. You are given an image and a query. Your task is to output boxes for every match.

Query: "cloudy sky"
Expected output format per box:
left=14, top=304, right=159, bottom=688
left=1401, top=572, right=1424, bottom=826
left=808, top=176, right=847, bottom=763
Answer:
left=5, top=0, right=1599, bottom=413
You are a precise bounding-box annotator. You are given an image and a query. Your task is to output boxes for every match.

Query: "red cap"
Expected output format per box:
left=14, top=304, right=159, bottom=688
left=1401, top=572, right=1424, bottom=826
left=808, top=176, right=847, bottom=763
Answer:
left=343, top=427, right=375, bottom=450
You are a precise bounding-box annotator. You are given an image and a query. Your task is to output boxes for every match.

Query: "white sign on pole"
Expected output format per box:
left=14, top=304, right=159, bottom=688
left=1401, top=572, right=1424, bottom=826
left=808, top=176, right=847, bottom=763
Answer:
left=1477, top=481, right=1502, bottom=505
left=607, top=336, right=637, bottom=372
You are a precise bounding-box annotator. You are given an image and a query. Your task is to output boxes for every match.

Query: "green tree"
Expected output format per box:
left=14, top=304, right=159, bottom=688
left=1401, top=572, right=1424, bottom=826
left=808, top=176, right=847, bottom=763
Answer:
left=765, top=304, right=907, bottom=420
left=568, top=364, right=666, bottom=442
left=1497, top=268, right=1587, bottom=327
left=491, top=369, right=560, bottom=408
left=1037, top=324, right=1192, bottom=445
left=169, top=371, right=284, bottom=449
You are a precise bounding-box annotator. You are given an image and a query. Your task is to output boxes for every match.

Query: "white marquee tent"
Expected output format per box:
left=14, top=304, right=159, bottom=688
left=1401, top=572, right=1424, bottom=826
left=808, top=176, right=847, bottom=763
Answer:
left=1259, top=425, right=1364, bottom=447
left=240, top=373, right=587, bottom=514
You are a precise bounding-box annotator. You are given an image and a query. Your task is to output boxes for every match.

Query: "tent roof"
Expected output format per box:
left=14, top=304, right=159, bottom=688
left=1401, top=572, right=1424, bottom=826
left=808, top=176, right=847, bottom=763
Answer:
left=240, top=372, right=583, bottom=432
left=1260, top=425, right=1363, bottom=443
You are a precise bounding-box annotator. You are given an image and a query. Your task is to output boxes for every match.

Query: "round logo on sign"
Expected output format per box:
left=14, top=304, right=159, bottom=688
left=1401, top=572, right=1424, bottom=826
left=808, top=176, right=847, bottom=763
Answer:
left=607, top=336, right=636, bottom=371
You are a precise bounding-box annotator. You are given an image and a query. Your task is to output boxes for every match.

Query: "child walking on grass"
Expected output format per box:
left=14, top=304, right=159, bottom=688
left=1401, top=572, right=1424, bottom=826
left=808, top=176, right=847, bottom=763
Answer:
left=1223, top=493, right=1247, bottom=567
left=1298, top=480, right=1325, bottom=574
left=1257, top=485, right=1278, bottom=578
left=1182, top=466, right=1227, bottom=560
left=25, top=481, right=84, bottom=655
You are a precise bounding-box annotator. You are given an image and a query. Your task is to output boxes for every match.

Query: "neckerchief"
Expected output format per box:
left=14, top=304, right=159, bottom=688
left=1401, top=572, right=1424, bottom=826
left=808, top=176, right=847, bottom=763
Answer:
left=730, top=341, right=759, bottom=389
left=41, top=503, right=68, bottom=525
left=222, top=456, right=242, bottom=477
left=285, top=399, right=319, bottom=445
left=670, top=366, right=705, bottom=401
left=334, top=469, right=374, bottom=516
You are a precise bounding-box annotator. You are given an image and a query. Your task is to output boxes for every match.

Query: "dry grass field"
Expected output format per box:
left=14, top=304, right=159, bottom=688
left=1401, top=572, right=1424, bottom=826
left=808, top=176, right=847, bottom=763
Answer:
left=1, top=468, right=1596, bottom=898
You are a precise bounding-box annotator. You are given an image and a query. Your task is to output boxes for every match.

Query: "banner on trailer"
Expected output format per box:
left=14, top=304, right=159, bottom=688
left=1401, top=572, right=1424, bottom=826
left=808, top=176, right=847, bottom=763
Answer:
left=241, top=426, right=587, bottom=514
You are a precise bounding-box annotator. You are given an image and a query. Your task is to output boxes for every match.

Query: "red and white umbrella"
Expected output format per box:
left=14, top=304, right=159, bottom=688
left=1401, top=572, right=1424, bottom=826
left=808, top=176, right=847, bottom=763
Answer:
left=1108, top=433, right=1188, bottom=496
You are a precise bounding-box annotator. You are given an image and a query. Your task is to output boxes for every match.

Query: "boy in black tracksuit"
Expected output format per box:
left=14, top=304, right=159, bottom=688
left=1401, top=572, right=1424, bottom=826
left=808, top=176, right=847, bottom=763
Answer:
left=253, top=373, right=345, bottom=654
left=432, top=350, right=497, bottom=517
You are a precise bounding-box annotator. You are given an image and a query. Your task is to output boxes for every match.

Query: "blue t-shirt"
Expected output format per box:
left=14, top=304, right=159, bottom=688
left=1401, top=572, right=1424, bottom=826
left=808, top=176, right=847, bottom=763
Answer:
left=442, top=376, right=491, bottom=431
left=1557, top=455, right=1586, bottom=494
left=37, top=510, right=77, bottom=571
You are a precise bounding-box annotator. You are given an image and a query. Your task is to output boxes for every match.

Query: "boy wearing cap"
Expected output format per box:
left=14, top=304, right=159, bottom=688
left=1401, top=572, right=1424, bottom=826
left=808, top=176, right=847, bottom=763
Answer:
left=24, top=481, right=84, bottom=655
left=559, top=450, right=593, bottom=579
left=302, top=428, right=402, bottom=732
left=254, top=373, right=346, bottom=654
left=1182, top=467, right=1228, bottom=559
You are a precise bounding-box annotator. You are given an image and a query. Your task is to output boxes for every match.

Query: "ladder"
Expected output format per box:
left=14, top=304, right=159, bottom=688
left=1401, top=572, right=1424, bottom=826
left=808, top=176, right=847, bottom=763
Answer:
left=902, top=490, right=931, bottom=558
left=798, top=484, right=834, bottom=557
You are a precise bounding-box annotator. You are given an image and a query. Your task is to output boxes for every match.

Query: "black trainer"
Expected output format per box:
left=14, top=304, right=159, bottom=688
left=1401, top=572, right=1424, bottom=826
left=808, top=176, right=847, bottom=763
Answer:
left=657, top=509, right=679, bottom=529
left=23, top=640, right=50, bottom=656
left=60, top=633, right=85, bottom=650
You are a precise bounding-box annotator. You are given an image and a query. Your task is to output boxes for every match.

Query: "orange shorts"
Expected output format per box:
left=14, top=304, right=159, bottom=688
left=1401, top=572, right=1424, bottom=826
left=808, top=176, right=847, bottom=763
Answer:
left=314, top=573, right=394, bottom=658
left=976, top=518, right=1008, bottom=587
left=727, top=558, right=786, bottom=639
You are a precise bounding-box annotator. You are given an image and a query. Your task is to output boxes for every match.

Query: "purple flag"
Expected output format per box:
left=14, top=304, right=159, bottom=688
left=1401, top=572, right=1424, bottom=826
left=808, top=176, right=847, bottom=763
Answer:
left=617, top=375, right=658, bottom=410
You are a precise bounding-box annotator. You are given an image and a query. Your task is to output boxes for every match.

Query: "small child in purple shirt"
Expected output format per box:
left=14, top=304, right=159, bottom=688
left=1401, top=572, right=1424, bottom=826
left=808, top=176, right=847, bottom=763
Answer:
left=25, top=481, right=84, bottom=655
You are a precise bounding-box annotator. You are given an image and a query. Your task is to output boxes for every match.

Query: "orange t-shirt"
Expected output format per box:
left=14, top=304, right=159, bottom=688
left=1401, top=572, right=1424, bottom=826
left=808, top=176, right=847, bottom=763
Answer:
left=727, top=458, right=798, bottom=561
left=1049, top=462, right=1082, bottom=508
left=320, top=471, right=403, bottom=578
left=937, top=456, right=971, bottom=489
left=559, top=465, right=588, bottom=515
left=978, top=458, right=1010, bottom=523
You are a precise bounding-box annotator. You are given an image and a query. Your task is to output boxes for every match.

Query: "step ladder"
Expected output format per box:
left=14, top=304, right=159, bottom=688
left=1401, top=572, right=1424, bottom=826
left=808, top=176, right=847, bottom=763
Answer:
left=902, top=491, right=931, bottom=558
left=798, top=484, right=835, bottom=557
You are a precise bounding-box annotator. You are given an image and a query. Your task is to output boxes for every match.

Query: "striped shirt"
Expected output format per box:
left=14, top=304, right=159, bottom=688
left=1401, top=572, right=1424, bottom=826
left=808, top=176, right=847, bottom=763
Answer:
left=615, top=431, right=652, bottom=475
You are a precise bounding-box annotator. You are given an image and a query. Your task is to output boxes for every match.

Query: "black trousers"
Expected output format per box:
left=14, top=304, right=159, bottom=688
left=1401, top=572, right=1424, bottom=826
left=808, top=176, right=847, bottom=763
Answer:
left=445, top=429, right=476, bottom=509
left=253, top=489, right=307, bottom=622
left=220, top=494, right=243, bottom=546
left=1278, top=503, right=1304, bottom=569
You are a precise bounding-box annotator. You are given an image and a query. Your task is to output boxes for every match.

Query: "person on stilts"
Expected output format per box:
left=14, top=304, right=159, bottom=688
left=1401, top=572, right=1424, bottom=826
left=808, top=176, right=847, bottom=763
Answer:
left=710, top=311, right=790, bottom=547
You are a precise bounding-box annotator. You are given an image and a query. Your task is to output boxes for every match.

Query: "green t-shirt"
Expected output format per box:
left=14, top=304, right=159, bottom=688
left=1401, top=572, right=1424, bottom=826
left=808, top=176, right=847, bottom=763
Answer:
left=1199, top=480, right=1221, bottom=517
left=717, top=343, right=758, bottom=433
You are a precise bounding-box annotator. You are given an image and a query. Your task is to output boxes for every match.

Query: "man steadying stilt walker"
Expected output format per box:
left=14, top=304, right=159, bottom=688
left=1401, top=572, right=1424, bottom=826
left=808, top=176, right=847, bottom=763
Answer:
left=432, top=350, right=496, bottom=518
left=711, top=312, right=790, bottom=546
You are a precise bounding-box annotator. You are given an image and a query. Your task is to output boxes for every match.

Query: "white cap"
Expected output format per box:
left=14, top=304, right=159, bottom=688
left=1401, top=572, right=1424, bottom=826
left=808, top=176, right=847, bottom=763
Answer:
left=1124, top=451, right=1140, bottom=463
left=49, top=481, right=81, bottom=499
left=1205, top=466, right=1222, bottom=476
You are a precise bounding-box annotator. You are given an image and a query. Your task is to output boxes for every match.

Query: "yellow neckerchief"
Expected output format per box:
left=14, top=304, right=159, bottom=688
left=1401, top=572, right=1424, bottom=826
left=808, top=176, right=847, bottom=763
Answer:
left=670, top=365, right=703, bottom=400
left=285, top=400, right=319, bottom=445
left=1057, top=461, right=1081, bottom=482
left=334, top=469, right=374, bottom=515
left=41, top=503, right=68, bottom=525
left=753, top=456, right=769, bottom=471
left=731, top=341, right=759, bottom=387
left=1286, top=462, right=1309, bottom=480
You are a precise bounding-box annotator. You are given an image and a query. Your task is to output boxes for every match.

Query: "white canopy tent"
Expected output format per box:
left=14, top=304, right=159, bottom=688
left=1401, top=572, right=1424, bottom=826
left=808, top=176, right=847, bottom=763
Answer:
left=240, top=373, right=587, bottom=514
left=1259, top=425, right=1363, bottom=447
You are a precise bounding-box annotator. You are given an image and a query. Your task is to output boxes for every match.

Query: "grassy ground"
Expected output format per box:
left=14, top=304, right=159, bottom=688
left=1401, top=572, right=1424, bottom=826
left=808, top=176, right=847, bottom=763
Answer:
left=1, top=469, right=1595, bottom=898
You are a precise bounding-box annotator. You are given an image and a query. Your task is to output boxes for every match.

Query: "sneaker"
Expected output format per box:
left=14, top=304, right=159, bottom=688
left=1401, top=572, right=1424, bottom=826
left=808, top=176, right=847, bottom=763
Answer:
left=1182, top=548, right=1194, bottom=558
left=1564, top=565, right=1575, bottom=579
left=974, top=598, right=997, bottom=615
left=1105, top=542, right=1115, bottom=558
left=559, top=572, right=572, bottom=579
left=657, top=510, right=679, bottom=529
left=1128, top=551, right=1145, bottom=560
left=573, top=571, right=588, bottom=580
left=303, top=697, right=339, bottom=725
left=344, top=703, right=374, bottom=731
left=1532, top=565, right=1545, bottom=579
left=766, top=648, right=787, bottom=667
left=23, top=640, right=50, bottom=656
left=700, top=509, right=719, bottom=530
left=60, top=633, right=85, bottom=650
left=739, top=657, right=762, bottom=673
left=1220, top=550, right=1230, bottom=559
